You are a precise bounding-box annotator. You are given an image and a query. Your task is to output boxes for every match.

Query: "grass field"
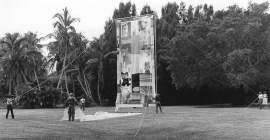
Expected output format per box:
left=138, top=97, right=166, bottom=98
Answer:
left=1, top=106, right=270, bottom=140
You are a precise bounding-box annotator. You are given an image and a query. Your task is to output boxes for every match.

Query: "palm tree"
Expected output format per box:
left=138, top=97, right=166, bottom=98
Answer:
left=50, top=7, right=79, bottom=93
left=0, top=33, right=30, bottom=95
left=24, top=32, right=46, bottom=92
left=60, top=33, right=98, bottom=104
left=89, top=35, right=118, bottom=105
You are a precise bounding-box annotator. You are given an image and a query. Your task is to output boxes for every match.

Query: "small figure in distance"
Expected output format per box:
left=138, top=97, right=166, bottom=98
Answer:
left=258, top=91, right=263, bottom=109
left=263, top=91, right=268, bottom=108
left=154, top=93, right=162, bottom=114
left=80, top=96, right=86, bottom=111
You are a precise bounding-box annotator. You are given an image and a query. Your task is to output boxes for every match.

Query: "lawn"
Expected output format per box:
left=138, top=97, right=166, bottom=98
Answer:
left=0, top=106, right=270, bottom=140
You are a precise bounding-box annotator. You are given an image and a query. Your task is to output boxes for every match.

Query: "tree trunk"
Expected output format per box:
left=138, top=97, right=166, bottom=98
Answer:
left=34, top=69, right=41, bottom=92
left=8, top=78, right=12, bottom=95
left=77, top=75, right=96, bottom=105
left=97, top=62, right=103, bottom=105
left=97, top=75, right=101, bottom=105
left=72, top=76, right=75, bottom=94
left=65, top=73, right=69, bottom=94
left=21, top=71, right=28, bottom=84
left=57, top=47, right=68, bottom=89
left=83, top=73, right=90, bottom=96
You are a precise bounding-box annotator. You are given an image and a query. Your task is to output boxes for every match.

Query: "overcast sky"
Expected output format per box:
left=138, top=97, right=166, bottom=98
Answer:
left=0, top=0, right=268, bottom=43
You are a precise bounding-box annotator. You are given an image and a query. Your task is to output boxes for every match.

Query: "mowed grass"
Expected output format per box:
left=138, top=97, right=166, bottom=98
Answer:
left=1, top=106, right=270, bottom=140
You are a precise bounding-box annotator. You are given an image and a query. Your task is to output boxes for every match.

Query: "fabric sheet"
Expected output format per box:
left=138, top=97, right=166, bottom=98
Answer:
left=61, top=107, right=141, bottom=122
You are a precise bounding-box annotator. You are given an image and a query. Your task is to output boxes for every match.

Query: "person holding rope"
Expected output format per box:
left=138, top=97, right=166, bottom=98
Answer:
left=65, top=93, right=77, bottom=121
left=6, top=95, right=15, bottom=119
left=154, top=93, right=162, bottom=114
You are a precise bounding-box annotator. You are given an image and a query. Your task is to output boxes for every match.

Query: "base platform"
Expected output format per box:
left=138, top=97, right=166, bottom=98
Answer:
left=115, top=104, right=156, bottom=113
left=116, top=104, right=155, bottom=108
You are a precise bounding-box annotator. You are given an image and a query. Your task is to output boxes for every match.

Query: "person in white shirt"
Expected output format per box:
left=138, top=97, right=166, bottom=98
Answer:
left=263, top=91, right=268, bottom=106
left=80, top=97, right=86, bottom=111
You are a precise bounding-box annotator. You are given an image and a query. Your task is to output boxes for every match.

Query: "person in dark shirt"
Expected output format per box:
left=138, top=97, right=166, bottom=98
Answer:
left=154, top=93, right=162, bottom=114
left=66, top=93, right=77, bottom=121
left=6, top=95, right=15, bottom=119
left=258, top=91, right=263, bottom=109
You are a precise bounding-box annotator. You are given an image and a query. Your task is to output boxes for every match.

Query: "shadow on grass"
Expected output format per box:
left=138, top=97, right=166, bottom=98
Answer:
left=192, top=104, right=238, bottom=108
left=192, top=103, right=270, bottom=108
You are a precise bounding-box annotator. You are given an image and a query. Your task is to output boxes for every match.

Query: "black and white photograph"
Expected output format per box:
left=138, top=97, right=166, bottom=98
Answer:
left=0, top=0, right=270, bottom=139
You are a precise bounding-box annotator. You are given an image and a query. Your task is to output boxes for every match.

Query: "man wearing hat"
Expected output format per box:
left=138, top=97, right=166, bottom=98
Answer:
left=6, top=95, right=15, bottom=119
left=65, top=93, right=77, bottom=121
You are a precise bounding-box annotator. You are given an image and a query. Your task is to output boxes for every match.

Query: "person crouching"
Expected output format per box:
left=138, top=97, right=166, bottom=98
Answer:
left=66, top=93, right=77, bottom=121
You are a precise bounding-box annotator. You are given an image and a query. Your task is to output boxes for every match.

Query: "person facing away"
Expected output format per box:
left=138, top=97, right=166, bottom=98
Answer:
left=6, top=96, right=15, bottom=119
left=258, top=91, right=263, bottom=109
left=80, top=97, right=86, bottom=111
left=65, top=93, right=77, bottom=121
left=154, top=93, right=162, bottom=114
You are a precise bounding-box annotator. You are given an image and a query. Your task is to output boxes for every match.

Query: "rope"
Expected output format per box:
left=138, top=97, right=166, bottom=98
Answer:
left=214, top=79, right=260, bottom=107
left=246, top=96, right=258, bottom=108
left=133, top=105, right=148, bottom=137
left=133, top=14, right=158, bottom=138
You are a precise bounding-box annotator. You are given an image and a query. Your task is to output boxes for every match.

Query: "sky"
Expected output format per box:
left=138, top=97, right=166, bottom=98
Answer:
left=0, top=0, right=268, bottom=45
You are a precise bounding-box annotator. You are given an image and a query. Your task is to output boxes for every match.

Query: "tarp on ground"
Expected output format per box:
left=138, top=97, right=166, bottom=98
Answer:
left=61, top=107, right=141, bottom=121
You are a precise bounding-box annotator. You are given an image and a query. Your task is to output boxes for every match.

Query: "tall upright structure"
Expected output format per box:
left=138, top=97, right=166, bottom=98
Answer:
left=115, top=15, right=156, bottom=109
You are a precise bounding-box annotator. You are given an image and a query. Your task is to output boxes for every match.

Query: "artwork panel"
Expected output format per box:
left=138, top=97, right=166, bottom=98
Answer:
left=121, top=22, right=131, bottom=40
left=116, top=15, right=156, bottom=105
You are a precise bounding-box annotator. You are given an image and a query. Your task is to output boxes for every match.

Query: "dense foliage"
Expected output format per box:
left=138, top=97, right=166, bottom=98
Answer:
left=1, top=1, right=270, bottom=108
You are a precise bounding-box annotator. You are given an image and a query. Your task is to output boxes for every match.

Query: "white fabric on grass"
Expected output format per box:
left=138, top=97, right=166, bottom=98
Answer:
left=61, top=106, right=141, bottom=121
left=80, top=111, right=141, bottom=121
left=61, top=106, right=86, bottom=121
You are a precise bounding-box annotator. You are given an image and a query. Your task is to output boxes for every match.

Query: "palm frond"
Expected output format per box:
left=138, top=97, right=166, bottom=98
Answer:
left=14, top=37, right=27, bottom=49
left=68, top=26, right=76, bottom=33
left=103, top=50, right=119, bottom=58
left=65, top=68, right=79, bottom=73
left=0, top=40, right=12, bottom=49
left=53, top=13, right=65, bottom=25
left=86, top=58, right=98, bottom=65
left=68, top=17, right=80, bottom=25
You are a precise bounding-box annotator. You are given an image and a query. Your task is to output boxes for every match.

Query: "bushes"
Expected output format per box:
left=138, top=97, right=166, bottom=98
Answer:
left=18, top=86, right=62, bottom=109
left=39, top=87, right=62, bottom=108
left=19, top=91, right=39, bottom=109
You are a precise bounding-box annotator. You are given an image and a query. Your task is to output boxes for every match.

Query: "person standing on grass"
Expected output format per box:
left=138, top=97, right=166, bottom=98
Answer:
left=258, top=91, right=263, bottom=109
left=154, top=93, right=162, bottom=114
left=65, top=93, right=77, bottom=121
left=6, top=95, right=15, bottom=119
left=80, top=97, right=86, bottom=111
left=263, top=91, right=268, bottom=107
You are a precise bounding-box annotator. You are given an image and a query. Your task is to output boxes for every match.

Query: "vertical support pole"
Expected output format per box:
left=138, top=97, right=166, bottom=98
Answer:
left=154, top=14, right=157, bottom=97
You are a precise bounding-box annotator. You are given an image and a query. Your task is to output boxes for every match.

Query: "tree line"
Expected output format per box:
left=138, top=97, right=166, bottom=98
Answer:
left=0, top=1, right=270, bottom=108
